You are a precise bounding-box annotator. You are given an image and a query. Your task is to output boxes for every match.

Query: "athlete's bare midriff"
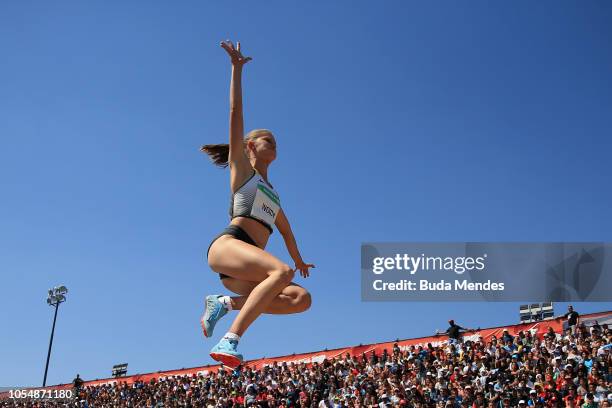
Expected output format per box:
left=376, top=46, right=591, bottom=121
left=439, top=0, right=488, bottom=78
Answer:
left=230, top=216, right=271, bottom=249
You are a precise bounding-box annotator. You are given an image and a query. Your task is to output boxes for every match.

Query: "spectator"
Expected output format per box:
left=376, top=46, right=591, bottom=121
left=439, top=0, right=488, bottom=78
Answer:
left=445, top=320, right=473, bottom=344
left=583, top=393, right=598, bottom=408
left=565, top=306, right=580, bottom=335
left=501, top=329, right=514, bottom=344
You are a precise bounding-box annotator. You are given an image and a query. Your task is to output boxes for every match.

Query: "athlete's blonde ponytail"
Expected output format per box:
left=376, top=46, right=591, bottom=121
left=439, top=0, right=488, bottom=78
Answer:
left=200, top=129, right=273, bottom=168
left=200, top=144, right=230, bottom=168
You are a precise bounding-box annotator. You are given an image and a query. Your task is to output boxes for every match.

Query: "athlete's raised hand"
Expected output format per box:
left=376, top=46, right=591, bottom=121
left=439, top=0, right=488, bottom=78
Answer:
left=220, top=40, right=252, bottom=67
left=294, top=261, right=315, bottom=278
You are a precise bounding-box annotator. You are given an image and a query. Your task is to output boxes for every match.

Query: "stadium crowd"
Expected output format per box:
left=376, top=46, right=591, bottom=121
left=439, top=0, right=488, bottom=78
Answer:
left=2, top=321, right=610, bottom=408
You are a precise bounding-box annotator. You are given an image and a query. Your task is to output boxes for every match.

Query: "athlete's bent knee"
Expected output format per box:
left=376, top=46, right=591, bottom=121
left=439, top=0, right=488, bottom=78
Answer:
left=272, top=265, right=294, bottom=285
left=299, top=292, right=312, bottom=311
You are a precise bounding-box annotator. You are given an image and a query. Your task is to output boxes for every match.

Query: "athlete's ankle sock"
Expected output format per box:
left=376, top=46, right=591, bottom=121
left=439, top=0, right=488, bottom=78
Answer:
left=223, top=332, right=241, bottom=343
left=218, top=295, right=233, bottom=311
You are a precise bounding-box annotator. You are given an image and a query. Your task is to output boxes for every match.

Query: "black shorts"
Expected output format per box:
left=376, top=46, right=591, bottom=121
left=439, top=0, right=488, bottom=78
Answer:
left=207, top=225, right=258, bottom=280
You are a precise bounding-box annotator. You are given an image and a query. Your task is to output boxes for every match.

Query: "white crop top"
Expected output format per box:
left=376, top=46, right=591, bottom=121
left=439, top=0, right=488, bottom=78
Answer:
left=229, top=170, right=281, bottom=233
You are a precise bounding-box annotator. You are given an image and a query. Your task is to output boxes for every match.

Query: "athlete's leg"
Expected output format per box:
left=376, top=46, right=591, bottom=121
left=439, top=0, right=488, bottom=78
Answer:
left=207, top=236, right=295, bottom=336
left=221, top=278, right=311, bottom=314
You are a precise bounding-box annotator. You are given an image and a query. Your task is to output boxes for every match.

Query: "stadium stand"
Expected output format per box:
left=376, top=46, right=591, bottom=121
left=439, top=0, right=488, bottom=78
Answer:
left=1, top=311, right=610, bottom=408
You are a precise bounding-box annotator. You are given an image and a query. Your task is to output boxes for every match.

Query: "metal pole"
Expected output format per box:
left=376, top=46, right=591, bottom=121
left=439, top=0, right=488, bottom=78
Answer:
left=43, top=302, right=60, bottom=387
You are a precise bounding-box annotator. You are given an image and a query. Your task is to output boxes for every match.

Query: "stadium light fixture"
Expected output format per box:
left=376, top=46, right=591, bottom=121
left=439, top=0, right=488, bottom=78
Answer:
left=519, top=302, right=554, bottom=323
left=43, top=285, right=69, bottom=387
left=541, top=302, right=554, bottom=319
left=112, top=363, right=128, bottom=378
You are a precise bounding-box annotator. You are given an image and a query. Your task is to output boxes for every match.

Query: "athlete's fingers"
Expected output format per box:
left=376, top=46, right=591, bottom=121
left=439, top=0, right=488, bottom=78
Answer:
left=237, top=41, right=241, bottom=51
left=220, top=41, right=234, bottom=55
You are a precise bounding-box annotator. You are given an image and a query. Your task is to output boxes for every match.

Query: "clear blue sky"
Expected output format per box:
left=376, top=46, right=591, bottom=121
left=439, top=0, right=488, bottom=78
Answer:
left=1, top=1, right=611, bottom=387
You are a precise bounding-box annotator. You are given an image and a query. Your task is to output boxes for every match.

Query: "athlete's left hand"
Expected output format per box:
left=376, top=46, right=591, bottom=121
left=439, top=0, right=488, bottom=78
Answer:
left=294, top=261, right=315, bottom=278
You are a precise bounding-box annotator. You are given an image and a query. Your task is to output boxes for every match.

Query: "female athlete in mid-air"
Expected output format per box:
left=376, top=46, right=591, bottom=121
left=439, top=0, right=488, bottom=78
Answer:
left=200, top=40, right=315, bottom=368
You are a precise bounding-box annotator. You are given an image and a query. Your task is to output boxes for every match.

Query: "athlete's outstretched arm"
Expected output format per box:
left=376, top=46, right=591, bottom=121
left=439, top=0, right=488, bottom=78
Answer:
left=275, top=209, right=315, bottom=278
left=220, top=40, right=252, bottom=184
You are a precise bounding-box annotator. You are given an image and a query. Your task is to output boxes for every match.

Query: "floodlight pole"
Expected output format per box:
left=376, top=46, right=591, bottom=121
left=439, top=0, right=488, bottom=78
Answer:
left=43, top=301, right=60, bottom=387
